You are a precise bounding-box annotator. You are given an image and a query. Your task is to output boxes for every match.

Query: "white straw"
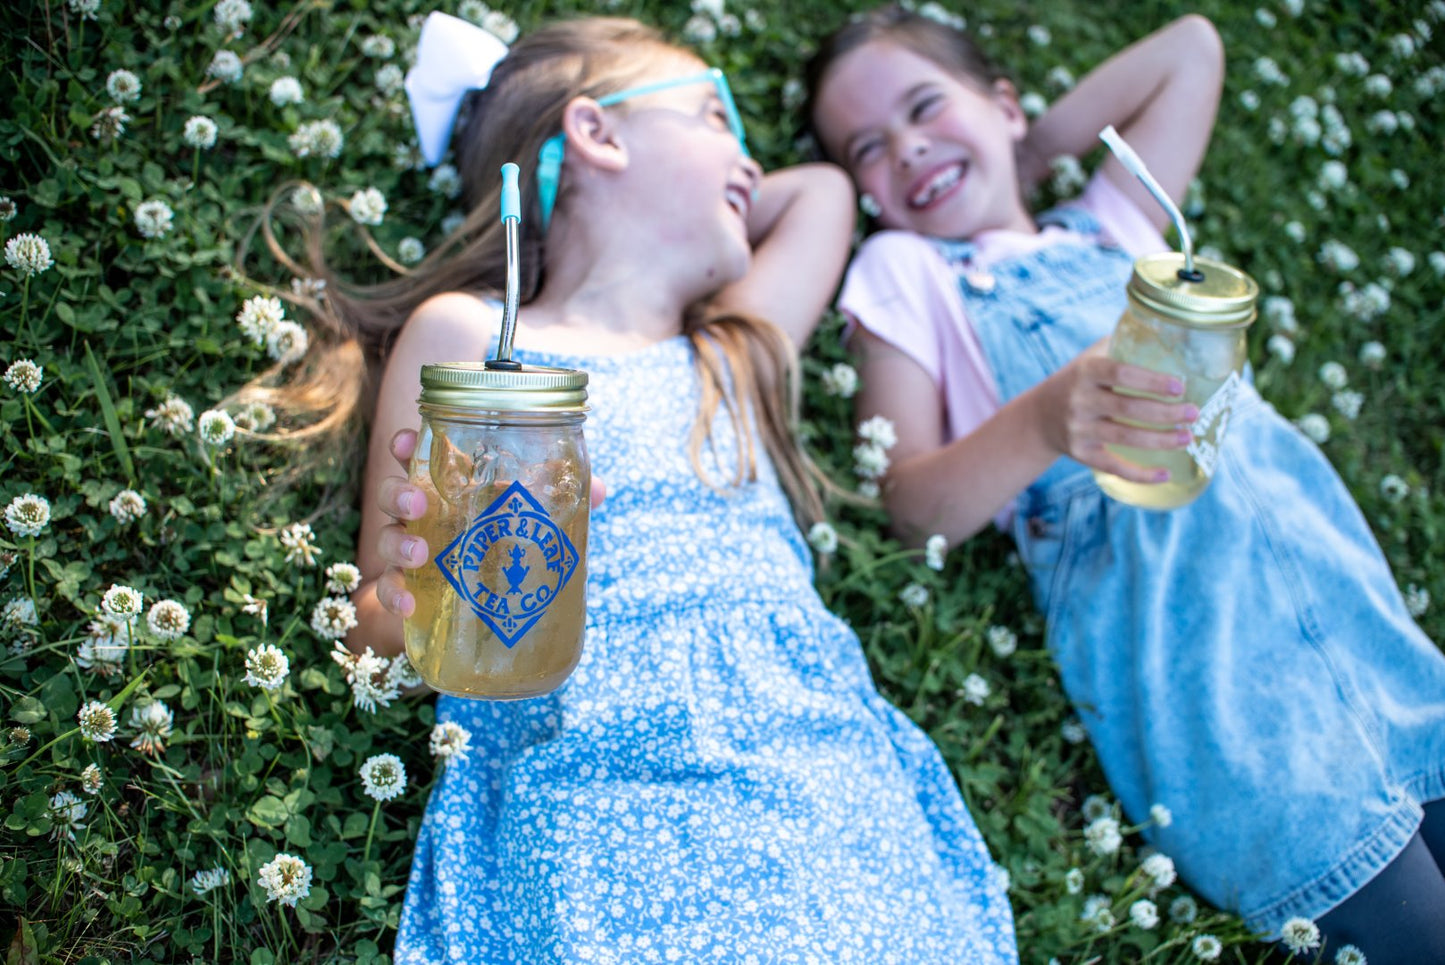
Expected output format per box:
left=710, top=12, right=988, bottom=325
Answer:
left=1099, top=125, right=1196, bottom=275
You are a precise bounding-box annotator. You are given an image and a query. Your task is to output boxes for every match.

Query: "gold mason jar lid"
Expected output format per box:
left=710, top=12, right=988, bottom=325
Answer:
left=418, top=362, right=588, bottom=411
left=1128, top=253, right=1260, bottom=329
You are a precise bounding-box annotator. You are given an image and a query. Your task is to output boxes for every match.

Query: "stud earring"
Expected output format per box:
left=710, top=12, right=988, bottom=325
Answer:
left=859, top=193, right=881, bottom=218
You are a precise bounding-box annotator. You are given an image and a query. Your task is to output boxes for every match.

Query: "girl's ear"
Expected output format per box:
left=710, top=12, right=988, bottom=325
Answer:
left=990, top=78, right=1028, bottom=142
left=560, top=97, right=629, bottom=173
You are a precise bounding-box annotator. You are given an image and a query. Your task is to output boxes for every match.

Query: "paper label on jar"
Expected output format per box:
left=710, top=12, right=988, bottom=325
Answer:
left=435, top=480, right=580, bottom=648
left=1185, top=370, right=1242, bottom=479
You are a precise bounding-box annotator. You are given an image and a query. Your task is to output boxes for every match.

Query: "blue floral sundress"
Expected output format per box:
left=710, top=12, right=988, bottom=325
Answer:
left=393, top=336, right=1018, bottom=964
left=931, top=206, right=1445, bottom=935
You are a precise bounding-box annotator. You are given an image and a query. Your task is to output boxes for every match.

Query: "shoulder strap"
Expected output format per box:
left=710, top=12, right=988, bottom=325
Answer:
left=1036, top=203, right=1102, bottom=236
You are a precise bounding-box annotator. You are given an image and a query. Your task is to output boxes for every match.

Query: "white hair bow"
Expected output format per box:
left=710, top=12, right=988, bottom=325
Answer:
left=405, top=12, right=510, bottom=167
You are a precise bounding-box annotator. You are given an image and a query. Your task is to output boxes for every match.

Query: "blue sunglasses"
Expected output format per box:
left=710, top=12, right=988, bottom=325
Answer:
left=535, top=68, right=749, bottom=231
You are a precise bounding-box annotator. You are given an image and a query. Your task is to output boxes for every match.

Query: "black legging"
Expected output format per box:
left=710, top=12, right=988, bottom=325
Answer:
left=1313, top=800, right=1445, bottom=964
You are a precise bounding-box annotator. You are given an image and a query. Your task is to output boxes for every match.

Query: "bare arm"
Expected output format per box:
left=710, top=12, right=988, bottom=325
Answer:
left=1017, top=15, right=1225, bottom=225
left=713, top=162, right=856, bottom=347
left=854, top=329, right=1199, bottom=547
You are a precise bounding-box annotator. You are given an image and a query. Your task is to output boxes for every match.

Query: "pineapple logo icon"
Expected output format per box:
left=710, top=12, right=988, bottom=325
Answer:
left=435, top=481, right=579, bottom=648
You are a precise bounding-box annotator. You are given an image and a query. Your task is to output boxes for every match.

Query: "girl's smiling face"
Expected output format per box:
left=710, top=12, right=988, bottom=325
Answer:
left=813, top=39, right=1035, bottom=240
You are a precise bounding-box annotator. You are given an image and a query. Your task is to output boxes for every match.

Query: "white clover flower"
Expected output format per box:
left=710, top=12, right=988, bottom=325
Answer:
left=146, top=599, right=190, bottom=640
left=1063, top=867, right=1085, bottom=895
left=1169, top=894, right=1197, bottom=923
left=279, top=521, right=320, bottom=566
left=899, top=582, right=929, bottom=608
left=1335, top=51, right=1369, bottom=76
left=234, top=400, right=276, bottom=433
left=427, top=164, right=462, bottom=199
left=325, top=562, right=362, bottom=595
left=1045, top=65, right=1074, bottom=91
left=375, top=64, right=405, bottom=96
left=1367, top=110, right=1399, bottom=135
left=1379, top=474, right=1409, bottom=503
left=68, top=0, right=100, bottom=20
left=5, top=233, right=54, bottom=276
left=291, top=275, right=326, bottom=300
left=208, top=50, right=243, bottom=84
left=257, top=853, right=313, bottom=907
left=1358, top=341, right=1386, bottom=369
left=1390, top=169, right=1409, bottom=190
left=1254, top=7, right=1277, bottom=27
left=1061, top=717, right=1087, bottom=744
left=8, top=726, right=30, bottom=745
left=310, top=596, right=358, bottom=641
left=857, top=480, right=880, bottom=500
left=3, top=597, right=37, bottom=630
left=1084, top=816, right=1122, bottom=856
left=982, top=625, right=1016, bottom=659
left=806, top=521, right=838, bottom=554
left=241, top=593, right=269, bottom=626
left=1339, top=281, right=1391, bottom=322
left=915, top=1, right=964, bottom=29
left=90, top=105, right=129, bottom=141
left=1027, top=24, right=1051, bottom=45
left=49, top=790, right=88, bottom=841
left=1363, top=73, right=1393, bottom=98
left=190, top=866, right=231, bottom=895
left=1019, top=91, right=1048, bottom=117
left=1129, top=899, right=1159, bottom=930
left=457, top=0, right=488, bottom=24
left=134, top=199, right=174, bottom=239
left=347, top=187, right=387, bottom=226
left=358, top=752, right=408, bottom=801
left=1418, top=65, right=1445, bottom=97
left=853, top=442, right=890, bottom=480
left=5, top=493, right=50, bottom=538
left=387, top=653, right=423, bottom=691
left=1318, top=361, right=1348, bottom=389
left=1081, top=895, right=1114, bottom=932
left=1404, top=583, right=1430, bottom=618
left=1266, top=334, right=1295, bottom=365
left=268, top=76, right=304, bottom=107
left=1386, top=247, right=1415, bottom=276
left=1049, top=155, right=1087, bottom=196
left=77, top=700, right=118, bottom=742
left=1238, top=89, right=1260, bottom=111
left=236, top=294, right=284, bottom=345
left=1333, top=945, right=1366, bottom=965
left=0, top=196, right=15, bottom=221
left=1141, top=853, right=1177, bottom=891
left=291, top=183, right=324, bottom=215
left=182, top=115, right=218, bottom=149
left=145, top=394, right=194, bottom=435
left=921, top=534, right=947, bottom=571
left=397, top=237, right=425, bottom=265
left=1191, top=934, right=1222, bottom=961
left=821, top=362, right=858, bottom=398
left=106, top=68, right=142, bottom=104
left=80, top=762, right=104, bottom=795
left=1253, top=55, right=1288, bottom=86
left=76, top=617, right=132, bottom=675
left=1081, top=793, right=1113, bottom=823
left=440, top=211, right=466, bottom=236
left=99, top=583, right=141, bottom=618
left=1296, top=412, right=1330, bottom=444
left=430, top=721, right=473, bottom=763
left=1332, top=390, right=1363, bottom=421
left=244, top=643, right=290, bottom=691
left=128, top=699, right=173, bottom=755
left=198, top=408, right=236, bottom=447
left=482, top=10, right=519, bottom=42
left=213, top=0, right=253, bottom=34
left=265, top=320, right=309, bottom=365
left=781, top=77, right=805, bottom=111
left=360, top=33, right=395, bottom=58
left=1148, top=802, right=1173, bottom=828
left=1317, top=160, right=1348, bottom=192
left=1280, top=917, right=1321, bottom=954
left=289, top=119, right=344, bottom=159
left=959, top=672, right=990, bottom=706
left=331, top=642, right=400, bottom=712
left=1319, top=239, right=1362, bottom=273
left=682, top=13, right=718, bottom=43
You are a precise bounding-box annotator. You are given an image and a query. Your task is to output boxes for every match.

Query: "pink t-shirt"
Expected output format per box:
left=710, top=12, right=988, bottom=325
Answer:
left=837, top=172, right=1170, bottom=527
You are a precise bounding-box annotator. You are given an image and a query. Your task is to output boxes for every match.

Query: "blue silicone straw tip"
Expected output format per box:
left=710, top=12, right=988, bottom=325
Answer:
left=500, top=162, right=520, bottom=223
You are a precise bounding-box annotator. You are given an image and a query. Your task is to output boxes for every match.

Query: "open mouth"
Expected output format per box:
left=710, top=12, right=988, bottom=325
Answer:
left=724, top=184, right=751, bottom=221
left=908, top=162, right=966, bottom=209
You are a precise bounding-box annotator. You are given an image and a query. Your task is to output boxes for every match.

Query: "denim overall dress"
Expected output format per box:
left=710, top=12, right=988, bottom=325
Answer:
left=936, top=207, right=1445, bottom=933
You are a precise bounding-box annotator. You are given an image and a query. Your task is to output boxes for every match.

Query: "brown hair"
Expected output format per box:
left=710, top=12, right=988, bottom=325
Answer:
left=802, top=3, right=1010, bottom=160
left=234, top=16, right=828, bottom=525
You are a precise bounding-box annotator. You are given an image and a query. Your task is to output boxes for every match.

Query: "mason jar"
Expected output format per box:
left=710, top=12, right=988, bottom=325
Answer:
left=403, top=362, right=589, bottom=699
left=1094, top=253, right=1259, bottom=510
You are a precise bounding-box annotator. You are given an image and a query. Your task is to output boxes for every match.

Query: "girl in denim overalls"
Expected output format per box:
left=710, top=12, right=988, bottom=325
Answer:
left=808, top=6, right=1445, bottom=960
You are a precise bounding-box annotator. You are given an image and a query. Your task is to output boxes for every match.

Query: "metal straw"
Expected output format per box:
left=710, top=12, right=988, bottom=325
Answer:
left=486, top=162, right=523, bottom=370
left=1098, top=125, right=1202, bottom=281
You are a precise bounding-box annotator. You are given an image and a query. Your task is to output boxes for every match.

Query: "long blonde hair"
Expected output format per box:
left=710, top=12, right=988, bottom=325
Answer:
left=234, top=16, right=827, bottom=525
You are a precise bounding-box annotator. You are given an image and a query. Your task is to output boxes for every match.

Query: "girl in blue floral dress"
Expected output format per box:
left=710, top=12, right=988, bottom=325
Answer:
left=807, top=6, right=1445, bottom=962
left=342, top=13, right=1017, bottom=963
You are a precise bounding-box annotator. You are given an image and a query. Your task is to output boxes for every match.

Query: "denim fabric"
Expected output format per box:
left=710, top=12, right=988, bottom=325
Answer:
left=936, top=209, right=1445, bottom=934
